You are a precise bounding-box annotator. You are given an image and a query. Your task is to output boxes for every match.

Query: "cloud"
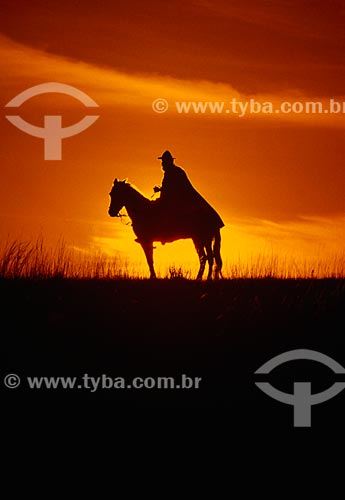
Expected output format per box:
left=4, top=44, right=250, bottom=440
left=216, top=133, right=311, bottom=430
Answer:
left=1, top=34, right=344, bottom=128
left=226, top=213, right=345, bottom=260
left=192, top=0, right=344, bottom=40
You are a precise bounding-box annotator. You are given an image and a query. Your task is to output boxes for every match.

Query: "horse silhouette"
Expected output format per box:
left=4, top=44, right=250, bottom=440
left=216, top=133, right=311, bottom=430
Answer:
left=108, top=179, right=223, bottom=279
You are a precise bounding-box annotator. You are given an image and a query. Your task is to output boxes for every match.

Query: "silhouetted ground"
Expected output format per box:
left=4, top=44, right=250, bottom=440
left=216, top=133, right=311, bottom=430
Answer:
left=1, top=278, right=345, bottom=426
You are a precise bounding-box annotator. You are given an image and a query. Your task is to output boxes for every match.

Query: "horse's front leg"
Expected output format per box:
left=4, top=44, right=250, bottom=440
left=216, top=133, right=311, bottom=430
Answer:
left=141, top=242, right=156, bottom=279
left=193, top=239, right=206, bottom=280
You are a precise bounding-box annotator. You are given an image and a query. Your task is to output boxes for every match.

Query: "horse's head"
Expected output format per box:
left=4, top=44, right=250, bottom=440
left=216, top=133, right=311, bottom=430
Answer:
left=108, top=178, right=129, bottom=217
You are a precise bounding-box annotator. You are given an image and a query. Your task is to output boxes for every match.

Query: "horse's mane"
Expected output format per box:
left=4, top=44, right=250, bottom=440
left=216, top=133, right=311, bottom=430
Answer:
left=125, top=181, right=150, bottom=201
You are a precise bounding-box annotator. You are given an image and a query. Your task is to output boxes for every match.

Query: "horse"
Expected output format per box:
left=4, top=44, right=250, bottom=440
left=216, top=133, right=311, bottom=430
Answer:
left=108, top=179, right=223, bottom=280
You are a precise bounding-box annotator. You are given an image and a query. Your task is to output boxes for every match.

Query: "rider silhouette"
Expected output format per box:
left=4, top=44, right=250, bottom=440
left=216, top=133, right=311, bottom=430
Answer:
left=153, top=150, right=224, bottom=233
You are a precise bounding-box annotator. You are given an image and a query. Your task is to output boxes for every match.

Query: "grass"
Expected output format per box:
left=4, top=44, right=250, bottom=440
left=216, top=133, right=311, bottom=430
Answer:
left=2, top=238, right=344, bottom=412
left=0, top=238, right=134, bottom=279
left=0, top=237, right=344, bottom=279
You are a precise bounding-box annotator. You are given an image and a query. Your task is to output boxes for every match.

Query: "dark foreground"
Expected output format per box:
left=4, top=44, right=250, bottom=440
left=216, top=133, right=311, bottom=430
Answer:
left=1, top=278, right=345, bottom=426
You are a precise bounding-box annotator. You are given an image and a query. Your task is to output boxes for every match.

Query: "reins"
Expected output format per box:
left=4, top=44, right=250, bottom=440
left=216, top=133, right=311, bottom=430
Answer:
left=117, top=211, right=132, bottom=226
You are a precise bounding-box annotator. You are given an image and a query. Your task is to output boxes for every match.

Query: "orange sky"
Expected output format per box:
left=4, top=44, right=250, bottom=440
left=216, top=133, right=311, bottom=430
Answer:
left=1, top=1, right=344, bottom=276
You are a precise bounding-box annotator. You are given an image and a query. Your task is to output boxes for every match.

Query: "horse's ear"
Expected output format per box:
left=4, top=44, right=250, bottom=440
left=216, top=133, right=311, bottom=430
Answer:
left=114, top=178, right=118, bottom=184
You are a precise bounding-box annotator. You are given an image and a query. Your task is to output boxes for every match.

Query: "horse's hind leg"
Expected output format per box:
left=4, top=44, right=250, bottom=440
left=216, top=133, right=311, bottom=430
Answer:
left=213, top=229, right=223, bottom=279
left=193, top=239, right=206, bottom=280
left=205, top=241, right=214, bottom=280
left=141, top=242, right=156, bottom=279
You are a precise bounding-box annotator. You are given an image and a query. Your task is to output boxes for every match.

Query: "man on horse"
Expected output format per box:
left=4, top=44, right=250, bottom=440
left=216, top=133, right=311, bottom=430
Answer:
left=153, top=150, right=224, bottom=236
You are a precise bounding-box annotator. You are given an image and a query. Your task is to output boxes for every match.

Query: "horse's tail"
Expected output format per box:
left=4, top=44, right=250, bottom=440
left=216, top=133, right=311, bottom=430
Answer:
left=213, top=228, right=223, bottom=278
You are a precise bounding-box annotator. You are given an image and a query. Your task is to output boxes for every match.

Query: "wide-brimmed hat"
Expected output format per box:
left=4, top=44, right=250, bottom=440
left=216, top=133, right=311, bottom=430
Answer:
left=158, top=150, right=175, bottom=160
